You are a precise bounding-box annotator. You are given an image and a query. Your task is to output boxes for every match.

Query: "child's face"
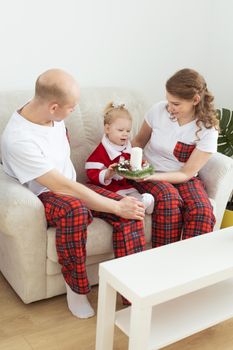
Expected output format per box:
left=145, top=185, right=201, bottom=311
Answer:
left=105, top=117, right=132, bottom=146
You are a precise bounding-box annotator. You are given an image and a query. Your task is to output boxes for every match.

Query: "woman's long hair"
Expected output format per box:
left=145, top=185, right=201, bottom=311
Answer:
left=166, top=68, right=219, bottom=139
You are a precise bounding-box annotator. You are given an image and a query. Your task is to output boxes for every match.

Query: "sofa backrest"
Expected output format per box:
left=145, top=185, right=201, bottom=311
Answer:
left=0, top=87, right=148, bottom=184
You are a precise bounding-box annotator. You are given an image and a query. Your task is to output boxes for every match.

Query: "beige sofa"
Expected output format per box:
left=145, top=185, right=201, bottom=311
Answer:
left=0, top=87, right=233, bottom=304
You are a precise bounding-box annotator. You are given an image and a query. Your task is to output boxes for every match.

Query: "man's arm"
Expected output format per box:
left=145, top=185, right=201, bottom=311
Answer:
left=36, top=169, right=145, bottom=220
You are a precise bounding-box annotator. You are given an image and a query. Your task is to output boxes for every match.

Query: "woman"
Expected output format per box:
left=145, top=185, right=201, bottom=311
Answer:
left=132, top=68, right=219, bottom=247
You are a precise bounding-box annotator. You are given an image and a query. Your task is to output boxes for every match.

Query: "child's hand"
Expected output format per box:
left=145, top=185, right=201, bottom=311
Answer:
left=109, top=163, right=118, bottom=171
left=105, top=163, right=118, bottom=181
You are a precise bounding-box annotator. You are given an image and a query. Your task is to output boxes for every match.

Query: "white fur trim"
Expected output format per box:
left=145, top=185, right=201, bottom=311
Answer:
left=102, top=135, right=131, bottom=160
left=99, top=169, right=112, bottom=186
left=85, top=162, right=105, bottom=170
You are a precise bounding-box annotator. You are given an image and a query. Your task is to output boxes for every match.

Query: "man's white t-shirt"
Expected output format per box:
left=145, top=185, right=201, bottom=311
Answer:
left=143, top=101, right=218, bottom=172
left=1, top=111, right=76, bottom=196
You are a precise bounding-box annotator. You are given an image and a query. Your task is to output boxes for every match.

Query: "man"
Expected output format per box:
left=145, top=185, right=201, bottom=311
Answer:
left=1, top=69, right=145, bottom=318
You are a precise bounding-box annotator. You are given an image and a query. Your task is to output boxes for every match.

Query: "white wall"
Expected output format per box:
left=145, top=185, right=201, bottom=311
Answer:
left=0, top=0, right=232, bottom=108
left=205, top=0, right=233, bottom=108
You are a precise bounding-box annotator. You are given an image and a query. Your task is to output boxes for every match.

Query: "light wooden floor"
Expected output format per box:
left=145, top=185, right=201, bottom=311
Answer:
left=1, top=272, right=233, bottom=350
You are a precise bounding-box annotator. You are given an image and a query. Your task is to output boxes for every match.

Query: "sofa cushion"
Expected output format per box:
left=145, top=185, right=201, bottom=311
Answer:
left=47, top=215, right=152, bottom=264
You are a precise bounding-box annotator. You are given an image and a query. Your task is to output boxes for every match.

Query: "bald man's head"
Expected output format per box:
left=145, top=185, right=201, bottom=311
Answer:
left=35, top=69, right=79, bottom=105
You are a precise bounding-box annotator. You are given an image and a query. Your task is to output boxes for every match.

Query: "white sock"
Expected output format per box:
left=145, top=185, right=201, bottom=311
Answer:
left=65, top=282, right=95, bottom=319
left=142, top=193, right=154, bottom=214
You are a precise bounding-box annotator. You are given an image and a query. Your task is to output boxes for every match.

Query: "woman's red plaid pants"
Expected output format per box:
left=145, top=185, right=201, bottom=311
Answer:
left=133, top=176, right=216, bottom=247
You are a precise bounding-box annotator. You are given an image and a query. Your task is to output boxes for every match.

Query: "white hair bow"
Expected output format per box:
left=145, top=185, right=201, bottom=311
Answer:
left=112, top=101, right=126, bottom=109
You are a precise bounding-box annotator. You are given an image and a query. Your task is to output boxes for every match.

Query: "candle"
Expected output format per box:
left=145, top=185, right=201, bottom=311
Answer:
left=130, top=147, right=142, bottom=170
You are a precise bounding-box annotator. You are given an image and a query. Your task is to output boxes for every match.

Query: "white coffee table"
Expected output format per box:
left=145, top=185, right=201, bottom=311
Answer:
left=95, top=227, right=233, bottom=350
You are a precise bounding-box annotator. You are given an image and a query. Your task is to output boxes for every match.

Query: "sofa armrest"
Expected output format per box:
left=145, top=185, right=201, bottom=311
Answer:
left=0, top=165, right=47, bottom=237
left=199, top=152, right=233, bottom=229
left=0, top=166, right=48, bottom=302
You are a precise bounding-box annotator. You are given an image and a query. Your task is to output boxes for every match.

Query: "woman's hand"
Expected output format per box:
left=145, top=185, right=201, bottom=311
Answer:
left=135, top=148, right=213, bottom=184
left=134, top=174, right=156, bottom=182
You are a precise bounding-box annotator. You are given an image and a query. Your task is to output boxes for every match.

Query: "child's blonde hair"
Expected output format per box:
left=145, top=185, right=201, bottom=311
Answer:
left=103, top=101, right=132, bottom=125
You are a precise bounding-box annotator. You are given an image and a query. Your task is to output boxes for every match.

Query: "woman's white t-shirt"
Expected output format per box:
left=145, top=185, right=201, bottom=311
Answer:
left=1, top=111, right=76, bottom=196
left=143, top=101, right=218, bottom=172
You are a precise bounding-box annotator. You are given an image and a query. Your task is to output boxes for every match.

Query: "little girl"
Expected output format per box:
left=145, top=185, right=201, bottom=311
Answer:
left=85, top=102, right=154, bottom=214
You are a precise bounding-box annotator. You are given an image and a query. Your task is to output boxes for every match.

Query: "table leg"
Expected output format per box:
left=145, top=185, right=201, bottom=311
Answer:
left=95, top=277, right=117, bottom=350
left=128, top=304, right=152, bottom=350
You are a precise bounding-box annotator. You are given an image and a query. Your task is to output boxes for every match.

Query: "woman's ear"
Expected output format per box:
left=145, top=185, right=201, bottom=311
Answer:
left=193, top=94, right=201, bottom=106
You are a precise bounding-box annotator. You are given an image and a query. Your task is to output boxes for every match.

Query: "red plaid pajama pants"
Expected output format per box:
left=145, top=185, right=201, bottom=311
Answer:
left=39, top=186, right=145, bottom=295
left=133, top=176, right=216, bottom=247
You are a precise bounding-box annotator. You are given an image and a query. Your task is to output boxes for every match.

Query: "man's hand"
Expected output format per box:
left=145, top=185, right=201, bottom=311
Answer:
left=116, top=196, right=145, bottom=220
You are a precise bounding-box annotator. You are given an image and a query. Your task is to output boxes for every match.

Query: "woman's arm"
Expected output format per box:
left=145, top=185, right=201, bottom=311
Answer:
left=141, top=148, right=212, bottom=184
left=132, top=121, right=152, bottom=148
